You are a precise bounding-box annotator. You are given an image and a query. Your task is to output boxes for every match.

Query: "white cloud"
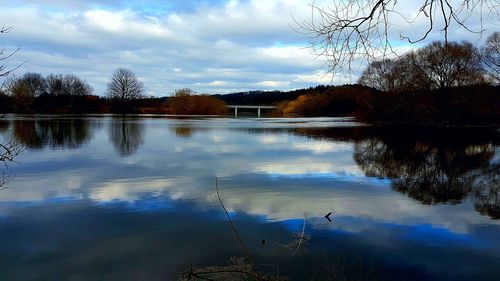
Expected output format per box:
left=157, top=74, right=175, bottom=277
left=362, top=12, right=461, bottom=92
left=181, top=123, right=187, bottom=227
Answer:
left=0, top=0, right=497, bottom=96
left=256, top=80, right=290, bottom=88
left=294, top=72, right=335, bottom=84
left=292, top=141, right=352, bottom=153
left=208, top=80, right=226, bottom=86
left=89, top=178, right=173, bottom=202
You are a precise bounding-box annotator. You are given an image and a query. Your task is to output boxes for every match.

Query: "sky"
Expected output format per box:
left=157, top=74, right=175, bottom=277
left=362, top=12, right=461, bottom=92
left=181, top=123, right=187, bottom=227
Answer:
left=0, top=0, right=498, bottom=97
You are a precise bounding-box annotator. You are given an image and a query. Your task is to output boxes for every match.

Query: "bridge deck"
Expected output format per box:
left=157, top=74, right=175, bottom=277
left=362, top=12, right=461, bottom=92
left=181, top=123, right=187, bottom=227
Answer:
left=227, top=105, right=276, bottom=109
left=226, top=105, right=276, bottom=118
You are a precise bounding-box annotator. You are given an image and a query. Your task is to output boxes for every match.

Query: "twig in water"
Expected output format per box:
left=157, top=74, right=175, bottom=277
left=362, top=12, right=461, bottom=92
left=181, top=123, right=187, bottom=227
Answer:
left=215, top=177, right=249, bottom=256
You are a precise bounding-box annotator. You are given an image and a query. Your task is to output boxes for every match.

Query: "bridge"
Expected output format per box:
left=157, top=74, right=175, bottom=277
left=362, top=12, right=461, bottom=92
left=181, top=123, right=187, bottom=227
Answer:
left=227, top=105, right=276, bottom=118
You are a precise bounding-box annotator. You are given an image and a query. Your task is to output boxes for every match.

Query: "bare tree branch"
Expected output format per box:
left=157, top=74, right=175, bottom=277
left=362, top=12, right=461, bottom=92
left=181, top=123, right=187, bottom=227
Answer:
left=296, top=0, right=499, bottom=75
left=1, top=25, right=24, bottom=188
left=1, top=122, right=24, bottom=189
left=1, top=25, right=26, bottom=78
left=482, top=31, right=500, bottom=84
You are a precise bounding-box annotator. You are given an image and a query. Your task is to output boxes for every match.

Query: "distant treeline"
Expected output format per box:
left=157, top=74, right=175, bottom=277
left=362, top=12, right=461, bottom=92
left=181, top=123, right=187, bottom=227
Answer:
left=0, top=72, right=227, bottom=115
left=1, top=36, right=499, bottom=125
left=1, top=75, right=499, bottom=126
left=271, top=37, right=500, bottom=126
left=271, top=84, right=500, bottom=126
left=219, top=82, right=499, bottom=126
left=213, top=84, right=336, bottom=105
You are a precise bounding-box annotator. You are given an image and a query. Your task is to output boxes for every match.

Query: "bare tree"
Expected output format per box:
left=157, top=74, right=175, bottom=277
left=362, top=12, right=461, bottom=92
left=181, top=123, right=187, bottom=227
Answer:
left=297, top=0, right=499, bottom=75
left=46, top=74, right=93, bottom=97
left=358, top=59, right=396, bottom=91
left=106, top=68, right=144, bottom=103
left=62, top=74, right=92, bottom=96
left=420, top=41, right=485, bottom=88
left=482, top=32, right=500, bottom=84
left=0, top=25, right=23, bottom=188
left=17, top=72, right=47, bottom=97
left=8, top=72, right=46, bottom=112
left=358, top=40, right=485, bottom=91
left=392, top=51, right=433, bottom=92
left=46, top=74, right=64, bottom=96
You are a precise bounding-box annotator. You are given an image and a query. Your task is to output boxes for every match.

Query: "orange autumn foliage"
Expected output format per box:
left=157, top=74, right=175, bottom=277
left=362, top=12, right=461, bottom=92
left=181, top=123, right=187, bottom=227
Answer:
left=167, top=89, right=228, bottom=115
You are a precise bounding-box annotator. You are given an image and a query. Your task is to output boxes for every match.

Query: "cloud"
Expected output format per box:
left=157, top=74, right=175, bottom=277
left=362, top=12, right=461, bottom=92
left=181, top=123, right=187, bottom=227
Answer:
left=0, top=1, right=327, bottom=96
left=256, top=80, right=290, bottom=88
left=0, top=0, right=497, bottom=96
left=1, top=117, right=499, bottom=237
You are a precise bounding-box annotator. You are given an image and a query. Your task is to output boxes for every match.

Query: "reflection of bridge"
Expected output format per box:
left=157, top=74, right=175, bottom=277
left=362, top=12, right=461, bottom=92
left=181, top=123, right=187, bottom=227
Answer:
left=227, top=105, right=276, bottom=118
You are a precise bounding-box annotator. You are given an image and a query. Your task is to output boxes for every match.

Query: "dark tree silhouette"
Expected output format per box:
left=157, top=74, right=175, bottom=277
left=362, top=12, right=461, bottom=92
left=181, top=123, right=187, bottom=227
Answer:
left=358, top=40, right=485, bottom=91
left=45, top=73, right=92, bottom=97
left=45, top=74, right=64, bottom=96
left=9, top=72, right=47, bottom=112
left=297, top=0, right=499, bottom=74
left=16, top=72, right=47, bottom=97
left=106, top=68, right=144, bottom=107
left=420, top=41, right=485, bottom=88
left=62, top=74, right=92, bottom=97
left=482, top=32, right=500, bottom=84
left=357, top=59, right=397, bottom=92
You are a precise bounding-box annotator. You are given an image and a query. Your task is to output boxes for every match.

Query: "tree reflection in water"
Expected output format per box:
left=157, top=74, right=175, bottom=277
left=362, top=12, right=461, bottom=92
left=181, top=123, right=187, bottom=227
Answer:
left=109, top=117, right=145, bottom=157
left=0, top=118, right=9, bottom=133
left=293, top=127, right=500, bottom=219
left=13, top=118, right=95, bottom=149
left=353, top=133, right=499, bottom=219
left=173, top=126, right=193, bottom=138
left=473, top=163, right=500, bottom=219
left=354, top=140, right=494, bottom=204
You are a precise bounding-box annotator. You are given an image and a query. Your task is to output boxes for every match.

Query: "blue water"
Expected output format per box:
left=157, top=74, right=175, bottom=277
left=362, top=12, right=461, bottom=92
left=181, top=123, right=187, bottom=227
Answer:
left=0, top=115, right=499, bottom=280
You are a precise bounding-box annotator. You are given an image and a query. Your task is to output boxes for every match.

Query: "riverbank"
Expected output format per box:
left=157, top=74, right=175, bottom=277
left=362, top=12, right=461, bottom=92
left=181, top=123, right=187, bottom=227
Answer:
left=273, top=84, right=500, bottom=127
left=2, top=84, right=499, bottom=126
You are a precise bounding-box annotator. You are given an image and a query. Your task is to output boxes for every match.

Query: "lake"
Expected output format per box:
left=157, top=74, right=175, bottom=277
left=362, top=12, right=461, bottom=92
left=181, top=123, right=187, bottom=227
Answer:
left=0, top=115, right=499, bottom=281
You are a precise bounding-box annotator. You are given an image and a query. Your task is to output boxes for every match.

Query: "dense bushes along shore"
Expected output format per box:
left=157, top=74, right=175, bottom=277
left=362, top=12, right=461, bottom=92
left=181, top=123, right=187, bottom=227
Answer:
left=273, top=84, right=500, bottom=126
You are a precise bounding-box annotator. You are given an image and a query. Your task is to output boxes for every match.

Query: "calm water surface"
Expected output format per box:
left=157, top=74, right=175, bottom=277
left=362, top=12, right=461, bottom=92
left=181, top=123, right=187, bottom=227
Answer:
left=0, top=115, right=499, bottom=280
